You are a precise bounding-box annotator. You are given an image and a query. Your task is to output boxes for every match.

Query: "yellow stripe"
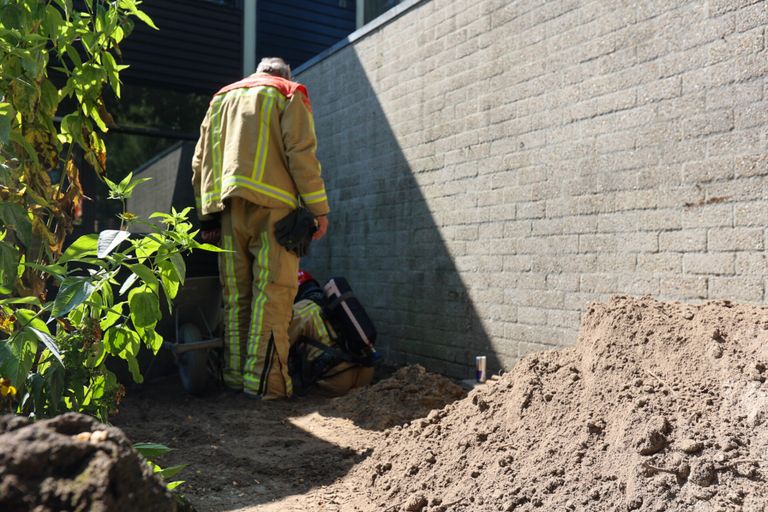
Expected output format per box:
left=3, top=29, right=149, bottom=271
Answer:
left=302, top=189, right=326, bottom=200
left=252, top=94, right=274, bottom=181
left=221, top=175, right=298, bottom=207
left=210, top=97, right=224, bottom=191
left=245, top=232, right=270, bottom=380
left=223, top=236, right=240, bottom=373
left=302, top=195, right=327, bottom=205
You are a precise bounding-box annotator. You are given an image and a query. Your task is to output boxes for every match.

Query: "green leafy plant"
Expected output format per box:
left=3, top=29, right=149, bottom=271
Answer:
left=0, top=0, right=156, bottom=298
left=0, top=2, right=204, bottom=499
left=134, top=442, right=187, bottom=491
left=0, top=174, right=221, bottom=421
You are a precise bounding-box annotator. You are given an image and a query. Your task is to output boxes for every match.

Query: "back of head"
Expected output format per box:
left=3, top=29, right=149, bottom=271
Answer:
left=256, top=57, right=291, bottom=80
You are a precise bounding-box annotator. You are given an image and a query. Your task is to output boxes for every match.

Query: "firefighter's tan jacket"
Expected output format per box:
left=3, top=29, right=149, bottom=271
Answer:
left=192, top=73, right=330, bottom=220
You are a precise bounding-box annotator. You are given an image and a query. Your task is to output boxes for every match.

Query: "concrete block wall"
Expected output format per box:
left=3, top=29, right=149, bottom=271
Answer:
left=297, top=0, right=768, bottom=378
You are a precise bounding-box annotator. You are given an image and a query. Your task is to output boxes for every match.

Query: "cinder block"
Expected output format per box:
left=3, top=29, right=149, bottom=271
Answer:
left=622, top=274, right=662, bottom=296
left=709, top=276, right=764, bottom=302
left=734, top=154, right=768, bottom=177
left=683, top=253, right=735, bottom=275
left=735, top=253, right=767, bottom=274
left=637, top=253, right=682, bottom=273
left=659, top=230, right=708, bottom=252
left=681, top=203, right=733, bottom=228
left=659, top=276, right=708, bottom=299
left=708, top=227, right=764, bottom=251
left=734, top=201, right=768, bottom=226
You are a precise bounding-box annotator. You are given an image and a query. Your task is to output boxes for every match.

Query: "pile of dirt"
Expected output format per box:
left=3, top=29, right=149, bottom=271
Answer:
left=320, top=296, right=768, bottom=511
left=0, top=412, right=178, bottom=512
left=325, top=364, right=466, bottom=430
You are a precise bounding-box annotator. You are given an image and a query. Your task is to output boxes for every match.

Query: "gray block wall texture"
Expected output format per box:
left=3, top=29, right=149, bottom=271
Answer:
left=297, top=0, right=768, bottom=379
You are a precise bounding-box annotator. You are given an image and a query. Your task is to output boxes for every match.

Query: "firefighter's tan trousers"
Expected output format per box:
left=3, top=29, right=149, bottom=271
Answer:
left=219, top=197, right=298, bottom=398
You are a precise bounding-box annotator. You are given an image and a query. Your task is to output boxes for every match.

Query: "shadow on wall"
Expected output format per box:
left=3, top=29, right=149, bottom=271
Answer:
left=300, top=50, right=498, bottom=380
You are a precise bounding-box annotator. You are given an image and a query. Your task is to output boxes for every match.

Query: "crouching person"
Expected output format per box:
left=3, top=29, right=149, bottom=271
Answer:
left=287, top=272, right=377, bottom=396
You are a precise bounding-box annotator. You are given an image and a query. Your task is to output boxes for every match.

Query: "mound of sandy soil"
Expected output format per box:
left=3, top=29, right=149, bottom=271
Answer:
left=326, top=365, right=467, bottom=430
left=0, top=412, right=178, bottom=512
left=318, top=296, right=768, bottom=511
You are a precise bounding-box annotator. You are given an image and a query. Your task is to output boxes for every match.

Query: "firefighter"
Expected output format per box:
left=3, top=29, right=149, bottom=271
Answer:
left=287, top=271, right=375, bottom=396
left=192, top=57, right=330, bottom=399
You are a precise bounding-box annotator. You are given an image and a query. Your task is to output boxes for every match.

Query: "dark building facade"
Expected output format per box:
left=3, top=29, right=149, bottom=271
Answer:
left=119, top=0, right=357, bottom=96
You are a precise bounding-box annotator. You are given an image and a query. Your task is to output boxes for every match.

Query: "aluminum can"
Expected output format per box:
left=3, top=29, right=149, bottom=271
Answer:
left=475, top=356, right=487, bottom=383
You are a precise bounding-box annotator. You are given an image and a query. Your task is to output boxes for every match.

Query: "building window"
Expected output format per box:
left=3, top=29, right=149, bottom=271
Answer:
left=357, top=0, right=404, bottom=27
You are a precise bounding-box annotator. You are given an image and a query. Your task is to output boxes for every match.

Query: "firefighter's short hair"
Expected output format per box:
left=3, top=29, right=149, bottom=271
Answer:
left=257, top=57, right=291, bottom=80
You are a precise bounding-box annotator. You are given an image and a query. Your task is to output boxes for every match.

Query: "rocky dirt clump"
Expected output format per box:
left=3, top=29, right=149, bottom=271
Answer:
left=325, top=296, right=768, bottom=511
left=0, top=412, right=178, bottom=512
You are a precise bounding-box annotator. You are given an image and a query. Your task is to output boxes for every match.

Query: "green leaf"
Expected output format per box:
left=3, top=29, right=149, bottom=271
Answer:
left=138, top=326, right=163, bottom=355
left=0, top=295, right=40, bottom=306
left=155, top=464, right=187, bottom=480
left=99, top=301, right=124, bottom=331
left=133, top=442, right=172, bottom=459
left=134, top=236, right=161, bottom=262
left=28, top=327, right=63, bottom=365
left=10, top=131, right=40, bottom=168
left=102, top=50, right=121, bottom=96
left=97, top=229, right=131, bottom=258
left=84, top=341, right=106, bottom=368
left=59, top=234, right=98, bottom=263
left=14, top=308, right=48, bottom=334
left=128, top=286, right=160, bottom=328
left=126, top=263, right=159, bottom=289
left=83, top=372, right=106, bottom=405
left=0, top=335, right=36, bottom=396
left=0, top=241, right=19, bottom=290
left=23, top=261, right=67, bottom=280
left=52, top=277, right=95, bottom=317
left=103, top=325, right=139, bottom=358
left=122, top=177, right=151, bottom=198
left=127, top=355, right=143, bottom=383
left=169, top=252, right=186, bottom=286
left=118, top=271, right=139, bottom=296
left=40, top=79, right=59, bottom=117
left=89, top=107, right=108, bottom=132
left=134, top=9, right=158, bottom=29
left=157, top=259, right=179, bottom=312
left=44, top=4, right=64, bottom=38
left=0, top=102, right=12, bottom=144
left=196, top=243, right=226, bottom=253
left=166, top=481, right=185, bottom=491
left=0, top=202, right=33, bottom=247
left=118, top=171, right=133, bottom=190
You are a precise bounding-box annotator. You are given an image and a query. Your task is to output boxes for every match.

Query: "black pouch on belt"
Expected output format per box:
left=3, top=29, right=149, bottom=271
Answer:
left=274, top=207, right=317, bottom=257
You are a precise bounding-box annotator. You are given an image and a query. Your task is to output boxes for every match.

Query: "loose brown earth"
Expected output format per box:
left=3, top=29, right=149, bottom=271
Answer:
left=114, top=364, right=466, bottom=511
left=114, top=296, right=768, bottom=511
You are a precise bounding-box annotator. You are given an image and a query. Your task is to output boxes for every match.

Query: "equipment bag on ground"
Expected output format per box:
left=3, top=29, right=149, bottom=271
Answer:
left=322, top=277, right=377, bottom=357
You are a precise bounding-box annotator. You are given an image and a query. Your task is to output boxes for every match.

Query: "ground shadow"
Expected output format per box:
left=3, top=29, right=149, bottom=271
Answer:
left=113, top=375, right=369, bottom=511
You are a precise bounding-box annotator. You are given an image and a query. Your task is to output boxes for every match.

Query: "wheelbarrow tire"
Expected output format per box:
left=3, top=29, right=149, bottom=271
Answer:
left=178, top=323, right=209, bottom=395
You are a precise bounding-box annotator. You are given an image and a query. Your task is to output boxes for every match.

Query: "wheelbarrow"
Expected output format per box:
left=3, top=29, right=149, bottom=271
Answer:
left=160, top=276, right=224, bottom=395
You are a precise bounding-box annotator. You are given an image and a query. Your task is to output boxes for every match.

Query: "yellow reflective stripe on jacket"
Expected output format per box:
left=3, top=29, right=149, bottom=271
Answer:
left=301, top=188, right=327, bottom=205
left=210, top=96, right=225, bottom=192
left=221, top=175, right=298, bottom=208
left=252, top=93, right=274, bottom=181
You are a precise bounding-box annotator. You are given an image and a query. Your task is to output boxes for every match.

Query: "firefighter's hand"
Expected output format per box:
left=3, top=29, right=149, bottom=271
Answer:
left=201, top=228, right=221, bottom=245
left=313, top=215, right=328, bottom=241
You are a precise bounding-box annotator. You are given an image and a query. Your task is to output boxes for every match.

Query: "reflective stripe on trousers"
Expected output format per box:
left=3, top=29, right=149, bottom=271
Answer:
left=219, top=197, right=298, bottom=397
